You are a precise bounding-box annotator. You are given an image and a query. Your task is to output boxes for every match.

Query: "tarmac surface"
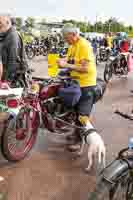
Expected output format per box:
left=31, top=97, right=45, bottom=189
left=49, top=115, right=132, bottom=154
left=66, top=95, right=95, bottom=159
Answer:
left=0, top=56, right=133, bottom=200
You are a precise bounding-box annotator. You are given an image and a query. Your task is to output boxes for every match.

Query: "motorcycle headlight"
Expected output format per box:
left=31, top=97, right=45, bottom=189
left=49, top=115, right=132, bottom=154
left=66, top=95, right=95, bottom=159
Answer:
left=31, top=83, right=40, bottom=94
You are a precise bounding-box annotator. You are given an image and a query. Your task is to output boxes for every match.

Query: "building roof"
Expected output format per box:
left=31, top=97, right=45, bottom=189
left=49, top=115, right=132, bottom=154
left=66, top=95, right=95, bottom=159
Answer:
left=38, top=22, right=63, bottom=28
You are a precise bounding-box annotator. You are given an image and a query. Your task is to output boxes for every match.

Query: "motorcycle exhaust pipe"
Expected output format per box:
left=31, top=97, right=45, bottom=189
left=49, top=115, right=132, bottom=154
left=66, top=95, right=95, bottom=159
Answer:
left=101, top=159, right=129, bottom=184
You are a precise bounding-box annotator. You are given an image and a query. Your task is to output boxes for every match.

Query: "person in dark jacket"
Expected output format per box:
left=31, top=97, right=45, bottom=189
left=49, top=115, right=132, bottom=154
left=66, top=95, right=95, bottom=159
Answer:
left=0, top=14, right=29, bottom=81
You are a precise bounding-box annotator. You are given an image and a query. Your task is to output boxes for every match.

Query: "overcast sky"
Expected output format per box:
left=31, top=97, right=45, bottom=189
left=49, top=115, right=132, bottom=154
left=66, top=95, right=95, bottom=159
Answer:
left=0, top=0, right=133, bottom=24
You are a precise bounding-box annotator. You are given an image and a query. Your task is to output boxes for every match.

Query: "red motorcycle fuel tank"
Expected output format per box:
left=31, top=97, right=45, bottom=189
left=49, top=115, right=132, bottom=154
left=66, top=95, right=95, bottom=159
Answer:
left=39, top=83, right=61, bottom=100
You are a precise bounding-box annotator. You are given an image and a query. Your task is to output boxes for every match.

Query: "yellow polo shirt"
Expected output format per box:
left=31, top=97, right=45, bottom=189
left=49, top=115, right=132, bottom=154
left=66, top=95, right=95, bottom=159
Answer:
left=67, top=37, right=97, bottom=87
left=107, top=36, right=113, bottom=48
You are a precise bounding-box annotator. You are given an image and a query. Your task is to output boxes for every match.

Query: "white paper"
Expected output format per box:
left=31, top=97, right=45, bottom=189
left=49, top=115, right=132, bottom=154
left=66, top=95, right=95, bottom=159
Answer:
left=0, top=88, right=23, bottom=97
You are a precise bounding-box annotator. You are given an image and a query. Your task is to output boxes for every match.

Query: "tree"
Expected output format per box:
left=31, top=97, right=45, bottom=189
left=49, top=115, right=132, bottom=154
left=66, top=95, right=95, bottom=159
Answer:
left=25, top=17, right=35, bottom=29
left=76, top=22, right=87, bottom=32
left=62, top=19, right=77, bottom=25
left=15, top=17, right=23, bottom=31
left=90, top=25, right=94, bottom=32
left=128, top=26, right=133, bottom=32
left=94, top=21, right=103, bottom=32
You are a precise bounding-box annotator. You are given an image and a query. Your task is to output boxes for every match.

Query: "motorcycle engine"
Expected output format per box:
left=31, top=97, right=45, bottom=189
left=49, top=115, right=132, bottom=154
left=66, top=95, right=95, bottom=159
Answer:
left=43, top=97, right=66, bottom=116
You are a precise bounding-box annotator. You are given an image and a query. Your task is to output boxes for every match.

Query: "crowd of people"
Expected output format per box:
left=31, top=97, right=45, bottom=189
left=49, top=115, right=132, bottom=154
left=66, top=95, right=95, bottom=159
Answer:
left=89, top=32, right=131, bottom=55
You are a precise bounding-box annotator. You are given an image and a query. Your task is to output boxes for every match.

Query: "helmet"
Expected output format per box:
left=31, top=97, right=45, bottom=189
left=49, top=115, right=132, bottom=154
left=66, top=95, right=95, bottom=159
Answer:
left=31, top=82, right=40, bottom=94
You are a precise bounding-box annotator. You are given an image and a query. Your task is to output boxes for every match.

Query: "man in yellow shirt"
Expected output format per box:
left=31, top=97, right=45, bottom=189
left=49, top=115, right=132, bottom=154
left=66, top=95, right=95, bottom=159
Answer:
left=57, top=24, right=105, bottom=167
left=106, top=32, right=113, bottom=49
left=58, top=24, right=97, bottom=117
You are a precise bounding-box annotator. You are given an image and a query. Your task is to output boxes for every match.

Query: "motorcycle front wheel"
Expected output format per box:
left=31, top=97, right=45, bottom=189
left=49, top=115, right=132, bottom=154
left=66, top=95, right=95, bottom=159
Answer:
left=27, top=49, right=35, bottom=60
left=1, top=108, right=39, bottom=161
left=104, top=61, right=113, bottom=83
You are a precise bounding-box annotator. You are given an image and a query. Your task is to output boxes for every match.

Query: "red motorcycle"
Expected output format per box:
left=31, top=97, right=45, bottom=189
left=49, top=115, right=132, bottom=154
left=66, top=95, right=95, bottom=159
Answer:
left=1, top=71, right=106, bottom=162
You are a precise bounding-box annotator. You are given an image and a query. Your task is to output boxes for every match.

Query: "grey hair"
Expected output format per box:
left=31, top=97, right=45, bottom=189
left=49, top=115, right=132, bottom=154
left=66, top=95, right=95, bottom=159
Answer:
left=0, top=12, right=12, bottom=18
left=62, top=23, right=80, bottom=36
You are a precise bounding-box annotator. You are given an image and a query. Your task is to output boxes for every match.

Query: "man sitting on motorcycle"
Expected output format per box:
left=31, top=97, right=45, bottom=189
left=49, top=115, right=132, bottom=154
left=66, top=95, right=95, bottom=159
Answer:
left=57, top=23, right=105, bottom=163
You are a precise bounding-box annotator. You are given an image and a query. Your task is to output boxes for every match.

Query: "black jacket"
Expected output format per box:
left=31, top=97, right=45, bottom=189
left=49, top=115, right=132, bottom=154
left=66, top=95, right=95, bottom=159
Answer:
left=0, top=27, right=28, bottom=79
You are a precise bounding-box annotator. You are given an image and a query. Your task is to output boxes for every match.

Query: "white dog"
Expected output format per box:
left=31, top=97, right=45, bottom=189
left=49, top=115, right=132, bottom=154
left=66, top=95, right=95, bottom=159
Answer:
left=77, top=123, right=106, bottom=172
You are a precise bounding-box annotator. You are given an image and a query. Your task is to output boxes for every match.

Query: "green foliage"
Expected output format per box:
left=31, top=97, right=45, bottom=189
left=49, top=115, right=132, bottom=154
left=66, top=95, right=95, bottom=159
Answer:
left=15, top=17, right=23, bottom=31
left=25, top=17, right=35, bottom=29
left=62, top=17, right=133, bottom=35
left=20, top=32, right=34, bottom=44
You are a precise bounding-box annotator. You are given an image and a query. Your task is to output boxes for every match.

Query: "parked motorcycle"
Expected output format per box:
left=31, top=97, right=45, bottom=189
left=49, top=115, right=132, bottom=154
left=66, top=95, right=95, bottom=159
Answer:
left=1, top=70, right=106, bottom=162
left=25, top=43, right=48, bottom=59
left=34, top=44, right=48, bottom=57
left=88, top=110, right=133, bottom=200
left=25, top=43, right=35, bottom=60
left=88, top=142, right=133, bottom=200
left=104, top=52, right=129, bottom=83
left=96, top=46, right=111, bottom=64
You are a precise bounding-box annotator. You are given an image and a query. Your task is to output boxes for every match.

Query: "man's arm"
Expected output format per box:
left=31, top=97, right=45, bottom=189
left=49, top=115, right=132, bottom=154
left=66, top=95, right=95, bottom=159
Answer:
left=66, top=59, right=89, bottom=73
left=58, top=43, right=92, bottom=73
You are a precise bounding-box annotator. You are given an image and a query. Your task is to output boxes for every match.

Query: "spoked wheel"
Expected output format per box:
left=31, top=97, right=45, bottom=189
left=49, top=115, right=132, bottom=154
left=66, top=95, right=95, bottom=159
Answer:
left=88, top=171, right=132, bottom=200
left=123, top=65, right=128, bottom=76
left=104, top=62, right=113, bottom=83
left=27, top=49, right=35, bottom=60
left=1, top=108, right=39, bottom=161
left=43, top=50, right=48, bottom=56
left=10, top=79, right=26, bottom=88
left=96, top=55, right=100, bottom=65
left=126, top=178, right=133, bottom=200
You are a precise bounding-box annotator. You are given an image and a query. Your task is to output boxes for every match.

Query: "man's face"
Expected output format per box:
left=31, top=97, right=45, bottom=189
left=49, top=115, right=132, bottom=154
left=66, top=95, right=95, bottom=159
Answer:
left=63, top=32, right=77, bottom=45
left=0, top=16, right=7, bottom=33
left=0, top=16, right=10, bottom=33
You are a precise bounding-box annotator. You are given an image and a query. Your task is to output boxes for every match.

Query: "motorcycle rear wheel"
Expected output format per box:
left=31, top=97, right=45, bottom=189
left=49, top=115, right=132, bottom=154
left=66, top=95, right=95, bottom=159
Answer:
left=1, top=108, right=39, bottom=161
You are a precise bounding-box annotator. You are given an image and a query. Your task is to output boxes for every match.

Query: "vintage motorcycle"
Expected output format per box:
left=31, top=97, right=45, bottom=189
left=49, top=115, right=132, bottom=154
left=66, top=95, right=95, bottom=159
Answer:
left=96, top=46, right=111, bottom=65
left=25, top=43, right=48, bottom=59
left=88, top=142, right=133, bottom=200
left=88, top=111, right=133, bottom=200
left=25, top=43, right=35, bottom=60
left=1, top=69, right=106, bottom=162
left=104, top=51, right=130, bottom=83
